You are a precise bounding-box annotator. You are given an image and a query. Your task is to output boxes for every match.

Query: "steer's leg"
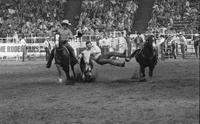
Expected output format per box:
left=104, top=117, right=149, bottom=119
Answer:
left=139, top=65, right=146, bottom=82
left=149, top=66, right=155, bottom=83
left=56, top=64, right=63, bottom=84
left=63, top=65, right=74, bottom=85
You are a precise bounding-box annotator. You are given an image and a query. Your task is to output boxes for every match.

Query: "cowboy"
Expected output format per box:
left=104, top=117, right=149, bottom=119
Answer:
left=157, top=35, right=165, bottom=55
left=118, top=33, right=128, bottom=56
left=79, top=41, right=126, bottom=67
left=20, top=35, right=27, bottom=62
left=178, top=32, right=187, bottom=59
left=193, top=34, right=200, bottom=58
left=43, top=37, right=51, bottom=61
left=46, top=20, right=78, bottom=68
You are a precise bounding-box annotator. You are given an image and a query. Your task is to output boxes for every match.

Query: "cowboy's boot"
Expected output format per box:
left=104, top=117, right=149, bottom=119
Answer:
left=46, top=48, right=55, bottom=68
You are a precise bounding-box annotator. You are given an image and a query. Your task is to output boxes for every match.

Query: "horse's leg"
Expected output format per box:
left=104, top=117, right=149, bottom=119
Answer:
left=103, top=52, right=126, bottom=59
left=149, top=66, right=155, bottom=82
left=139, top=65, right=146, bottom=82
left=56, top=64, right=63, bottom=83
left=131, top=62, right=139, bottom=79
left=71, top=64, right=76, bottom=79
left=194, top=46, right=198, bottom=58
left=63, top=65, right=74, bottom=85
left=63, top=65, right=70, bottom=80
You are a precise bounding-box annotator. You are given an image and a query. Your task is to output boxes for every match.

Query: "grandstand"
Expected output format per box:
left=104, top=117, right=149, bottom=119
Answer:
left=147, top=0, right=199, bottom=34
left=0, top=0, right=199, bottom=60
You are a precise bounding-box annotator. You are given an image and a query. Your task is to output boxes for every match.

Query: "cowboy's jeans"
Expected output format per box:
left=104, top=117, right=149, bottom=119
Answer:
left=95, top=52, right=126, bottom=67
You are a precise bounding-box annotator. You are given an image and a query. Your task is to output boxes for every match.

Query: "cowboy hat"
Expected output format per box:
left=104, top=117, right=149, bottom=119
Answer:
left=61, top=19, right=71, bottom=25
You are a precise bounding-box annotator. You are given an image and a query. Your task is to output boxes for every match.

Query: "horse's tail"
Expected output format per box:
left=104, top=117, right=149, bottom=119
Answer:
left=129, top=49, right=140, bottom=59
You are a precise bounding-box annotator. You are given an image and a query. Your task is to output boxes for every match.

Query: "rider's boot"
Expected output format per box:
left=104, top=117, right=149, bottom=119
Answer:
left=46, top=48, right=55, bottom=68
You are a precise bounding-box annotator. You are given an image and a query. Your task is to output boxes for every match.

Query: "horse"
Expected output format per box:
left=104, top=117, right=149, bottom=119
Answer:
left=79, top=54, right=94, bottom=82
left=129, top=35, right=158, bottom=82
left=54, top=33, right=76, bottom=85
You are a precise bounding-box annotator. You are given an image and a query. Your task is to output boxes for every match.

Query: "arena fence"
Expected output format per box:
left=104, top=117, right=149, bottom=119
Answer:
left=0, top=33, right=196, bottom=60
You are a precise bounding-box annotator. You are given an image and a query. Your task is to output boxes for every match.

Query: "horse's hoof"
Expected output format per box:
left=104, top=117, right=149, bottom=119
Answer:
left=131, top=76, right=138, bottom=79
left=125, top=58, right=131, bottom=62
left=139, top=78, right=146, bottom=82
left=82, top=74, right=86, bottom=81
left=85, top=78, right=94, bottom=83
left=148, top=78, right=155, bottom=83
left=57, top=78, right=63, bottom=84
left=149, top=80, right=154, bottom=83
left=65, top=81, right=75, bottom=85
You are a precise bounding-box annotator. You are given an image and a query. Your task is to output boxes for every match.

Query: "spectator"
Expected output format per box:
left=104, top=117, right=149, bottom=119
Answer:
left=178, top=32, right=187, bottom=59
left=78, top=0, right=139, bottom=34
left=118, top=33, right=128, bottom=59
left=43, top=37, right=51, bottom=61
left=171, top=40, right=177, bottom=59
left=134, top=32, right=144, bottom=50
left=157, top=35, right=166, bottom=59
left=193, top=34, right=199, bottom=58
left=19, top=35, right=27, bottom=62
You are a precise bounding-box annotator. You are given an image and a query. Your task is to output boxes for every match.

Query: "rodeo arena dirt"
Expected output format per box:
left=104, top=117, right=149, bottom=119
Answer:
left=0, top=0, right=200, bottom=124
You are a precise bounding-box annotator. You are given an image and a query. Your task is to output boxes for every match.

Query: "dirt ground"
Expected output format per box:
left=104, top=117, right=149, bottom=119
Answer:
left=0, top=57, right=199, bottom=124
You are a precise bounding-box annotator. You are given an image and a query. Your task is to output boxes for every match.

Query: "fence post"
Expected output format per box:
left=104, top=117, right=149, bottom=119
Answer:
left=6, top=34, right=8, bottom=43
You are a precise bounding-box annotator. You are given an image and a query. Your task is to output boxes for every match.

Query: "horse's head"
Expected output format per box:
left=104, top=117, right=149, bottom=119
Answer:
left=142, top=35, right=157, bottom=58
left=80, top=55, right=93, bottom=81
left=145, top=35, right=155, bottom=46
left=54, top=33, right=61, bottom=48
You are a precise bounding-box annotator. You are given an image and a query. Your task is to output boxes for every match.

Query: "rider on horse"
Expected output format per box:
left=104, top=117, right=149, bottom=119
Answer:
left=46, top=19, right=78, bottom=68
left=79, top=41, right=127, bottom=67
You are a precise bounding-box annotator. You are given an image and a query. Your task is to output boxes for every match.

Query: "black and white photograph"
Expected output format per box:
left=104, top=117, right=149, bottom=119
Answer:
left=0, top=0, right=199, bottom=123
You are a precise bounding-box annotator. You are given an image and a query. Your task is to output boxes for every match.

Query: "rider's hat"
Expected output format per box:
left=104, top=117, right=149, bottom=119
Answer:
left=61, top=19, right=71, bottom=26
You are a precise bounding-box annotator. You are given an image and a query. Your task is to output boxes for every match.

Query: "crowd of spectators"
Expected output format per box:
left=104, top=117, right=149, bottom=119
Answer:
left=147, top=0, right=199, bottom=34
left=0, top=0, right=67, bottom=37
left=78, top=0, right=138, bottom=36
left=0, top=0, right=198, bottom=40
